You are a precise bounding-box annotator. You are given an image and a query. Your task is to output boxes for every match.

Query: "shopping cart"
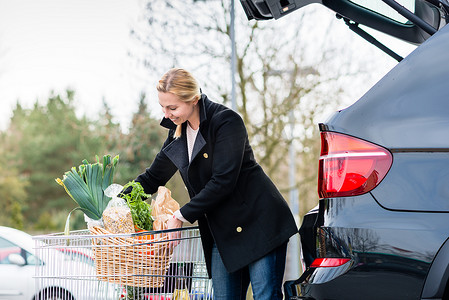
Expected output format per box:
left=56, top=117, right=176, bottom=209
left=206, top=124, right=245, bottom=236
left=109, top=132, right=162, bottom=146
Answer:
left=33, top=226, right=213, bottom=300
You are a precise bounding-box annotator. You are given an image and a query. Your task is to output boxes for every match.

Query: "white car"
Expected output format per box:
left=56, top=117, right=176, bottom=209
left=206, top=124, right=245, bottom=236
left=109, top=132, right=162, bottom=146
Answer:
left=0, top=226, right=118, bottom=300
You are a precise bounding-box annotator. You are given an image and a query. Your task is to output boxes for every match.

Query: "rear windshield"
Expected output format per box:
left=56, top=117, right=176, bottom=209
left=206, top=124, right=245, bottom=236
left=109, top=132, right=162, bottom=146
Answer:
left=349, top=0, right=415, bottom=23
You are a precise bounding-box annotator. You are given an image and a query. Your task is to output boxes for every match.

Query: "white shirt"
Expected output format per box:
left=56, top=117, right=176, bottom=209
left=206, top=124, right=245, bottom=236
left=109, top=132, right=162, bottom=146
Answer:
left=186, top=122, right=199, bottom=162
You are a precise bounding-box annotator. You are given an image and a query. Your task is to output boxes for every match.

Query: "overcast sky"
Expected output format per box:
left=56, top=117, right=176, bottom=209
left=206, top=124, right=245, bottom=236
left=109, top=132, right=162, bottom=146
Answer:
left=0, top=0, right=152, bottom=130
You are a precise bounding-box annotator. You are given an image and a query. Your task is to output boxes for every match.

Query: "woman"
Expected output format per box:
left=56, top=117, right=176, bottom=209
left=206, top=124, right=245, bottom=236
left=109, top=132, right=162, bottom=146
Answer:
left=131, top=68, right=298, bottom=299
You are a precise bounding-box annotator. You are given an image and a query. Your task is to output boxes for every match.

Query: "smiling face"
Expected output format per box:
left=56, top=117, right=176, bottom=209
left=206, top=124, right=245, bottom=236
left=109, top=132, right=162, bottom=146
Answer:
left=159, top=91, right=199, bottom=128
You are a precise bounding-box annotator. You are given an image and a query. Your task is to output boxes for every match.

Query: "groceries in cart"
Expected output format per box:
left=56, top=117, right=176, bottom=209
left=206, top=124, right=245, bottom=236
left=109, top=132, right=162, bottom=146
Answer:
left=55, top=154, right=180, bottom=233
left=46, top=154, right=214, bottom=299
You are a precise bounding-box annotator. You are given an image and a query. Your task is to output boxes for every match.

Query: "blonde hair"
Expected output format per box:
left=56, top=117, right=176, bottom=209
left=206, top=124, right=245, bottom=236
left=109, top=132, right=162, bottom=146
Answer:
left=157, top=68, right=201, bottom=138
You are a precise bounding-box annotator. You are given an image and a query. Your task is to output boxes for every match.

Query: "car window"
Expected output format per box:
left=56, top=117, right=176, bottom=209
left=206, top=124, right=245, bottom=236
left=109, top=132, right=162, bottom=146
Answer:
left=0, top=237, right=21, bottom=264
left=0, top=237, right=39, bottom=265
left=349, top=0, right=415, bottom=23
left=25, top=251, right=39, bottom=265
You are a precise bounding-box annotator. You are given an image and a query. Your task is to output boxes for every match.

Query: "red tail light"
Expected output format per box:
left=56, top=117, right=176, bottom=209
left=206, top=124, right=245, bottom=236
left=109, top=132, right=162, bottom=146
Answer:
left=318, top=132, right=392, bottom=198
left=310, top=258, right=351, bottom=268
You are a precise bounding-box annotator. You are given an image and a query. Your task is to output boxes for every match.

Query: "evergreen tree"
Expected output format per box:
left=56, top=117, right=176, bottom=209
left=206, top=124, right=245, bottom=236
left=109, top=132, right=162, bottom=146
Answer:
left=3, top=91, right=105, bottom=230
left=96, top=99, right=122, bottom=154
left=0, top=136, right=27, bottom=229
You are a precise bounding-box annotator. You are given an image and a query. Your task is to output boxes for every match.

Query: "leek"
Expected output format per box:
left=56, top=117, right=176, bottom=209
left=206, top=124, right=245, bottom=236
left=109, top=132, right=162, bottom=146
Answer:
left=56, top=154, right=119, bottom=221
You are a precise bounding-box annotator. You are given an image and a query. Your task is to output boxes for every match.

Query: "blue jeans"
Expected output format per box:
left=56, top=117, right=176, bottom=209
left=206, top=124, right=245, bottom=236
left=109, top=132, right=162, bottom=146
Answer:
left=211, top=242, right=288, bottom=300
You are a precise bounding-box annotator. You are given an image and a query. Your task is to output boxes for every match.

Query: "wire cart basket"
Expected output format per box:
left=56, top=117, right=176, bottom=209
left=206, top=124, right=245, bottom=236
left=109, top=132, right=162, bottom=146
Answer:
left=33, top=226, right=213, bottom=300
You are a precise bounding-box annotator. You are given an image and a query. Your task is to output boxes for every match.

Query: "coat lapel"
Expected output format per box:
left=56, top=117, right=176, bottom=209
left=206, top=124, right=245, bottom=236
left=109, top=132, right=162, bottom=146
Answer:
left=191, top=132, right=206, bottom=162
left=162, top=133, right=189, bottom=171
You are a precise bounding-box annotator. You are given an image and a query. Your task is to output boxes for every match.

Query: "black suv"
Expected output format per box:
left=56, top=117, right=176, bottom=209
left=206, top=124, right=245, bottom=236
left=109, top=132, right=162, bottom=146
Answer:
left=240, top=0, right=449, bottom=299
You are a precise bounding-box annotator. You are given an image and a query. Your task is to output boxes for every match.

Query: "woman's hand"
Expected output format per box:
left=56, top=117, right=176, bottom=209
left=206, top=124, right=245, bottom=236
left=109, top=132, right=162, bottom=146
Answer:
left=167, top=215, right=183, bottom=229
left=167, top=215, right=183, bottom=247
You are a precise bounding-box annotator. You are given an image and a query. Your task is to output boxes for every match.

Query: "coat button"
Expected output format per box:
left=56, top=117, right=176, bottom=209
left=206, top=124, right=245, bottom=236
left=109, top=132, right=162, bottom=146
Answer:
left=203, top=153, right=208, bottom=158
left=236, top=226, right=242, bottom=233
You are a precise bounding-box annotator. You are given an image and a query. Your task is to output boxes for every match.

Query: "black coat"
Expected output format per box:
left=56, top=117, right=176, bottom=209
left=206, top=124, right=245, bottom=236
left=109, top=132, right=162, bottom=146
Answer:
left=134, top=94, right=298, bottom=274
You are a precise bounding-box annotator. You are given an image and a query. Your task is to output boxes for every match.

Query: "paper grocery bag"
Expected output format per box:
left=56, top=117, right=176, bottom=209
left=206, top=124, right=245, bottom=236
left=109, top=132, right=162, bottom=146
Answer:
left=151, top=186, right=180, bottom=230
